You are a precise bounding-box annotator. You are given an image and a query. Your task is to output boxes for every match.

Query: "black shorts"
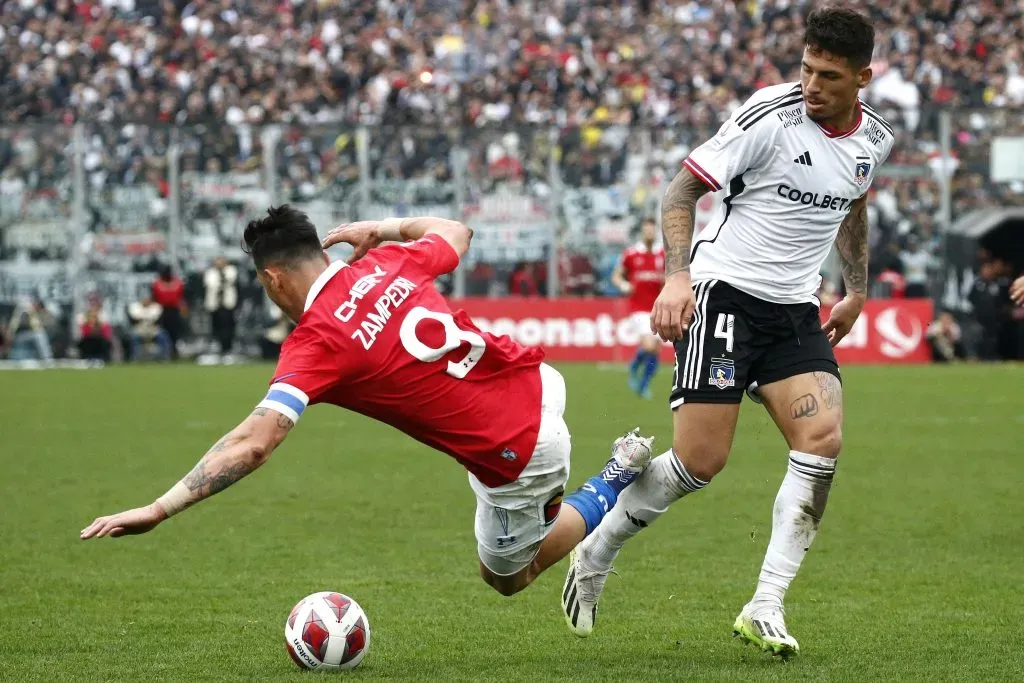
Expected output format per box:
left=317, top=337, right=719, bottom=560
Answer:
left=670, top=280, right=841, bottom=407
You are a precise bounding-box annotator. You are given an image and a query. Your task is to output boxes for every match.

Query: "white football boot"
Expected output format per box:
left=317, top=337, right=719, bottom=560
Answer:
left=562, top=428, right=654, bottom=637
left=608, top=428, right=655, bottom=475
left=733, top=601, right=800, bottom=658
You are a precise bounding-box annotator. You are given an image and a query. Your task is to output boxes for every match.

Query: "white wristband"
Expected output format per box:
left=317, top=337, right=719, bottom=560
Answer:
left=155, top=481, right=193, bottom=518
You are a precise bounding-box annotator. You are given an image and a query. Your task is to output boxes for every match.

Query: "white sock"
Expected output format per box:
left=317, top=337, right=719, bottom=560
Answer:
left=588, top=450, right=707, bottom=567
left=752, top=450, right=836, bottom=608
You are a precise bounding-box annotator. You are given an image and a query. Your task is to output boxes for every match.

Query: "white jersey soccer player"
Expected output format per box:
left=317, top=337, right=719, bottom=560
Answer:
left=562, top=7, right=892, bottom=658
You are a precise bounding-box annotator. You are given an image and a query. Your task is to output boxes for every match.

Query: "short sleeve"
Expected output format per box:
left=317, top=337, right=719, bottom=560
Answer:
left=881, top=133, right=895, bottom=166
left=257, top=334, right=337, bottom=423
left=683, top=93, right=784, bottom=192
left=396, top=234, right=460, bottom=277
left=861, top=138, right=894, bottom=195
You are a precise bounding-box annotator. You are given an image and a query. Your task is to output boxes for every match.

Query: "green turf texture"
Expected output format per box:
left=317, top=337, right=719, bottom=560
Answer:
left=1, top=363, right=1021, bottom=682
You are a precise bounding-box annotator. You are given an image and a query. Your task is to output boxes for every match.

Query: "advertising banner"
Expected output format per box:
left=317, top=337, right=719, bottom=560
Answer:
left=451, top=297, right=934, bottom=364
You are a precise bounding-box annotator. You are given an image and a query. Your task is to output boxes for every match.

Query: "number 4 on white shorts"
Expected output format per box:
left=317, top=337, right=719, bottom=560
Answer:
left=714, top=313, right=735, bottom=353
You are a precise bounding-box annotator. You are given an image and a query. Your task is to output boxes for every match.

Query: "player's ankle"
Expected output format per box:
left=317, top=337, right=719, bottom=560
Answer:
left=585, top=529, right=621, bottom=568
left=751, top=583, right=786, bottom=610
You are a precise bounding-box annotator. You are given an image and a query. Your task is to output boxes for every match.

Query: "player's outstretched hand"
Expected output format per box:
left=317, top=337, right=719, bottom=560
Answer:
left=80, top=503, right=167, bottom=540
left=321, top=221, right=383, bottom=263
left=1010, top=275, right=1024, bottom=306
left=650, top=272, right=696, bottom=342
left=821, top=295, right=866, bottom=347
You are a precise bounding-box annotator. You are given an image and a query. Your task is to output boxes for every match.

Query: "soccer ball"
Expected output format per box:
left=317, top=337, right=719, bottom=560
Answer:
left=284, top=592, right=370, bottom=671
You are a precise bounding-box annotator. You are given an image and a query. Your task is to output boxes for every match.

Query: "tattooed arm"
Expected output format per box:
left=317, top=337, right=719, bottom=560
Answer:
left=168, top=407, right=293, bottom=513
left=661, top=167, right=710, bottom=277
left=822, top=195, right=870, bottom=346
left=80, top=408, right=294, bottom=539
left=834, top=195, right=869, bottom=299
left=650, top=168, right=710, bottom=340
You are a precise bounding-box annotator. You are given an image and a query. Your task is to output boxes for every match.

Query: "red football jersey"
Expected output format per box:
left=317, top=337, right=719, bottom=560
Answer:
left=259, top=235, right=546, bottom=487
left=619, top=243, right=665, bottom=312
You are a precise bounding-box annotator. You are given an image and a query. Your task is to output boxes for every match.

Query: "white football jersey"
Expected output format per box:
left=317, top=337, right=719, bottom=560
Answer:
left=682, top=82, right=895, bottom=305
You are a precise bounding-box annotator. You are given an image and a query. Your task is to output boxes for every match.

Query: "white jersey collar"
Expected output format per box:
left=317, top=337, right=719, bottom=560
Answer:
left=304, top=260, right=348, bottom=312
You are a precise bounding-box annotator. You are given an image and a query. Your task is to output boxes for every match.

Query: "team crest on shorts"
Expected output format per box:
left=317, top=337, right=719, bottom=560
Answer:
left=854, top=160, right=871, bottom=185
left=709, top=358, right=736, bottom=389
left=543, top=490, right=564, bottom=526
left=500, top=448, right=517, bottom=461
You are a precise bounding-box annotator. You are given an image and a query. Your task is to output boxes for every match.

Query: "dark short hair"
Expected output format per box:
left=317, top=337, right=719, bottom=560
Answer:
left=242, top=205, right=322, bottom=270
left=804, top=6, right=875, bottom=70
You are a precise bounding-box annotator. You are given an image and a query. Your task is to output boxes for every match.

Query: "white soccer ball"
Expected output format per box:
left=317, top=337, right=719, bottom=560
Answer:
left=284, top=591, right=371, bottom=671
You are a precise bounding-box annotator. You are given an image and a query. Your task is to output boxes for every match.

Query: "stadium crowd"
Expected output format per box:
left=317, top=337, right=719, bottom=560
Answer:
left=1, top=0, right=1022, bottom=360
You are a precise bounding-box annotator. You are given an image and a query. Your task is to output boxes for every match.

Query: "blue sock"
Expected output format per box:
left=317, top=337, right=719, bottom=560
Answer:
left=628, top=349, right=646, bottom=376
left=564, top=459, right=644, bottom=535
left=638, top=353, right=659, bottom=393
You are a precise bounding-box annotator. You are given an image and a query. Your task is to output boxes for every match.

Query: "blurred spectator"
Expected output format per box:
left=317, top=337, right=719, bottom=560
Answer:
left=152, top=265, right=186, bottom=359
left=204, top=256, right=239, bottom=355
left=872, top=264, right=907, bottom=299
left=898, top=235, right=936, bottom=298
left=559, top=249, right=596, bottom=296
left=5, top=297, right=55, bottom=361
left=77, top=298, right=113, bottom=363
left=927, top=311, right=965, bottom=363
left=465, top=262, right=497, bottom=296
left=260, top=302, right=294, bottom=360
left=127, top=294, right=171, bottom=361
left=969, top=260, right=1010, bottom=361
left=508, top=262, right=541, bottom=297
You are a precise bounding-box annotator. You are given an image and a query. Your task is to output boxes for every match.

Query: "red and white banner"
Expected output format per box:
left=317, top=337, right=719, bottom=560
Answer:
left=826, top=298, right=933, bottom=363
left=450, top=297, right=933, bottom=364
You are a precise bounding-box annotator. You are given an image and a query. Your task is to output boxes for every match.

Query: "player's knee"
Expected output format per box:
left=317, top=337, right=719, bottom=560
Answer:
left=795, top=422, right=842, bottom=459
left=641, top=335, right=660, bottom=353
left=479, top=563, right=528, bottom=597
left=486, top=575, right=525, bottom=597
left=672, top=437, right=728, bottom=482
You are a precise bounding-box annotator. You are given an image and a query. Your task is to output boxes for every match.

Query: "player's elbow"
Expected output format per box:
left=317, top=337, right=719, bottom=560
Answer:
left=245, top=440, right=274, bottom=468
left=443, top=221, right=473, bottom=258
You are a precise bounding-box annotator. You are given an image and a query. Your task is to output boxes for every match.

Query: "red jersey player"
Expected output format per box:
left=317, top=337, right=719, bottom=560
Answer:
left=611, top=218, right=665, bottom=399
left=81, top=206, right=652, bottom=612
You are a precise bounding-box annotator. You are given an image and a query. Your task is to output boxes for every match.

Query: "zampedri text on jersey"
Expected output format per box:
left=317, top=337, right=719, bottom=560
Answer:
left=333, top=267, right=419, bottom=350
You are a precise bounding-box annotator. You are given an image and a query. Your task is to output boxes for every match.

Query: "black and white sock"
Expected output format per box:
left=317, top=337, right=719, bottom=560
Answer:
left=587, top=450, right=708, bottom=567
left=752, top=450, right=836, bottom=607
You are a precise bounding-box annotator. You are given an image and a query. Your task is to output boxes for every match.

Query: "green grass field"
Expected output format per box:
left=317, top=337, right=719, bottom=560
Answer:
left=1, top=363, right=1022, bottom=682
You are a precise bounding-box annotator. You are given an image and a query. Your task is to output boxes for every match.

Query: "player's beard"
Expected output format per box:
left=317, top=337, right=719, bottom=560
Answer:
left=805, top=97, right=856, bottom=128
left=803, top=97, right=830, bottom=122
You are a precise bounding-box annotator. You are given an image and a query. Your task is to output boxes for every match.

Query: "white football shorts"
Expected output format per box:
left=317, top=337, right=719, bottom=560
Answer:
left=628, top=311, right=657, bottom=340
left=469, top=363, right=571, bottom=576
